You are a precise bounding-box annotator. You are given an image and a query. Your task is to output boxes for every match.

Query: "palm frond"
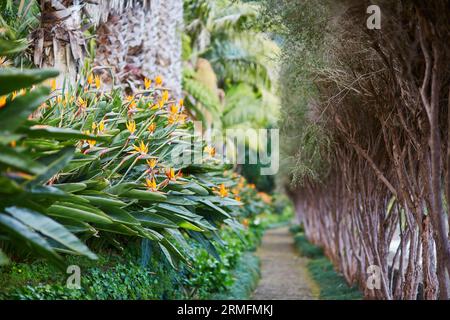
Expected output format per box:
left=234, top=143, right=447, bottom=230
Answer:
left=205, top=39, right=271, bottom=89
left=182, top=71, right=221, bottom=116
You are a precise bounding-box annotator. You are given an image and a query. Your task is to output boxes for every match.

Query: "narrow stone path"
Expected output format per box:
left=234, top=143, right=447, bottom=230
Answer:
left=252, top=227, right=319, bottom=300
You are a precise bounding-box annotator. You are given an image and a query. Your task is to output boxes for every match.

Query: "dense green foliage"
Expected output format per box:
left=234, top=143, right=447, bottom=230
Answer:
left=0, top=0, right=38, bottom=66
left=0, top=27, right=286, bottom=281
left=0, top=65, right=242, bottom=269
left=294, top=233, right=323, bottom=259
left=308, top=259, right=362, bottom=300
left=0, top=220, right=268, bottom=299
left=209, top=252, right=260, bottom=300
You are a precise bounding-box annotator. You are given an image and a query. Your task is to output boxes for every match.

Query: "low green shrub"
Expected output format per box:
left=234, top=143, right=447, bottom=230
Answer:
left=308, top=258, right=362, bottom=300
left=294, top=233, right=323, bottom=259
left=0, top=245, right=183, bottom=300
left=182, top=224, right=262, bottom=299
left=210, top=253, right=260, bottom=300
left=289, top=224, right=304, bottom=234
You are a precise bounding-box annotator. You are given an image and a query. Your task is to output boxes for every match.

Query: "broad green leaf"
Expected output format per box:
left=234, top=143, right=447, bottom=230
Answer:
left=157, top=211, right=215, bottom=231
left=95, top=223, right=139, bottom=236
left=22, top=126, right=109, bottom=142
left=179, top=221, right=204, bottom=232
left=122, top=189, right=167, bottom=202
left=5, top=206, right=97, bottom=260
left=140, top=228, right=164, bottom=241
left=133, top=212, right=178, bottom=228
left=0, top=213, right=64, bottom=270
left=52, top=183, right=87, bottom=193
left=47, top=204, right=113, bottom=225
left=0, top=39, right=29, bottom=57
left=55, top=218, right=96, bottom=234
left=106, top=182, right=140, bottom=196
left=199, top=199, right=231, bottom=218
left=187, top=182, right=210, bottom=196
left=161, top=238, right=188, bottom=265
left=0, top=144, right=46, bottom=175
left=81, top=195, right=127, bottom=208
left=105, top=207, right=140, bottom=226
left=188, top=231, right=221, bottom=261
left=156, top=203, right=198, bottom=218
left=0, top=87, right=50, bottom=132
left=26, top=185, right=70, bottom=199
left=164, top=196, right=198, bottom=206
left=0, top=176, right=21, bottom=194
left=29, top=147, right=75, bottom=186
left=189, top=195, right=241, bottom=206
left=0, top=68, right=58, bottom=95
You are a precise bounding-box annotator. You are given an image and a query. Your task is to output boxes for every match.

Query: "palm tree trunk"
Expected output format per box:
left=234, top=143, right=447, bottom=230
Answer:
left=94, top=6, right=148, bottom=88
left=33, top=0, right=85, bottom=87
left=145, top=0, right=183, bottom=98
left=94, top=0, right=183, bottom=96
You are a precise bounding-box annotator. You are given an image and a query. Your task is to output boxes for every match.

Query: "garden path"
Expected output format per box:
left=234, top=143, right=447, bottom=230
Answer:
left=252, top=227, right=319, bottom=300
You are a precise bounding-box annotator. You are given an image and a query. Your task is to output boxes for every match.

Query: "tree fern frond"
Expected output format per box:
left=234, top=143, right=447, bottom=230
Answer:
left=182, top=74, right=221, bottom=114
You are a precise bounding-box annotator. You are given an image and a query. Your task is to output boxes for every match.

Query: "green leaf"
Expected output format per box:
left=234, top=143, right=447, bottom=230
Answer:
left=95, top=223, right=139, bottom=236
left=179, top=221, right=204, bottom=232
left=29, top=147, right=75, bottom=186
left=199, top=199, right=231, bottom=218
left=0, top=213, right=64, bottom=270
left=0, top=87, right=50, bottom=132
left=164, top=196, right=198, bottom=206
left=161, top=238, right=188, bottom=266
left=188, top=231, right=221, bottom=261
left=156, top=203, right=198, bottom=218
left=22, top=126, right=109, bottom=142
left=170, top=181, right=210, bottom=195
left=52, top=183, right=87, bottom=193
left=159, top=243, right=177, bottom=269
left=55, top=218, right=95, bottom=234
left=47, top=204, right=113, bottom=225
left=106, top=182, right=140, bottom=196
left=122, top=189, right=167, bottom=202
left=0, top=39, right=29, bottom=56
left=0, top=176, right=21, bottom=194
left=26, top=185, right=71, bottom=199
left=0, top=144, right=46, bottom=175
left=105, top=207, right=140, bottom=226
left=0, top=249, right=9, bottom=266
left=0, top=68, right=58, bottom=95
left=187, top=182, right=210, bottom=196
left=81, top=195, right=127, bottom=208
left=134, top=212, right=178, bottom=228
left=5, top=206, right=97, bottom=260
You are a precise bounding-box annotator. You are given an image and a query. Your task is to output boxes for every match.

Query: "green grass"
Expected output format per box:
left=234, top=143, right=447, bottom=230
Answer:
left=293, top=232, right=362, bottom=300
left=289, top=223, right=304, bottom=234
left=294, top=233, right=323, bottom=259
left=308, top=258, right=362, bottom=300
